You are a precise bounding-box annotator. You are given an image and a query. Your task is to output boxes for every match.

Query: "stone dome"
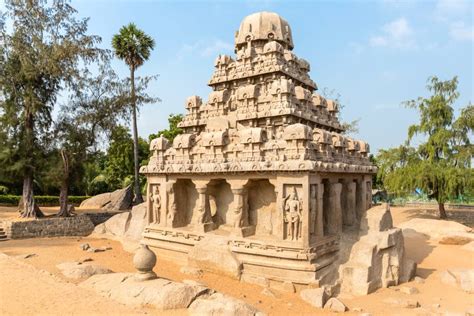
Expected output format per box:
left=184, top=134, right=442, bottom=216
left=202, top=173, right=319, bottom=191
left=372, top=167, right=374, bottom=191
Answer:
left=235, top=12, right=294, bottom=50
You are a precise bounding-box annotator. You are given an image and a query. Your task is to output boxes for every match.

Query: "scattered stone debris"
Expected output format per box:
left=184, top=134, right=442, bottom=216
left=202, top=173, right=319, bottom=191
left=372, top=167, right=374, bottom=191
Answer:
left=80, top=243, right=90, bottom=251
left=180, top=266, right=203, bottom=277
left=414, top=276, right=425, bottom=284
left=324, top=297, right=347, bottom=312
left=261, top=287, right=277, bottom=298
left=300, top=288, right=329, bottom=308
left=57, top=261, right=113, bottom=279
left=80, top=243, right=112, bottom=253
left=15, top=253, right=37, bottom=259
left=77, top=257, right=93, bottom=263
left=439, top=235, right=473, bottom=245
left=400, top=286, right=419, bottom=295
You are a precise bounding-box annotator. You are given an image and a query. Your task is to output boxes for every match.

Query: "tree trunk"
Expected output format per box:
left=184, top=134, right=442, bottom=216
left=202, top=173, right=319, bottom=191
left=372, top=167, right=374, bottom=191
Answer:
left=438, top=202, right=447, bottom=219
left=20, top=171, right=43, bottom=218
left=130, top=66, right=143, bottom=204
left=57, top=179, right=70, bottom=217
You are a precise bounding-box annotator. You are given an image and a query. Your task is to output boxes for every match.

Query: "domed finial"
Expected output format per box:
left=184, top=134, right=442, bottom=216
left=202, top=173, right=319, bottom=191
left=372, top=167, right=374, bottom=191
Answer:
left=235, top=12, right=294, bottom=50
left=133, top=244, right=157, bottom=281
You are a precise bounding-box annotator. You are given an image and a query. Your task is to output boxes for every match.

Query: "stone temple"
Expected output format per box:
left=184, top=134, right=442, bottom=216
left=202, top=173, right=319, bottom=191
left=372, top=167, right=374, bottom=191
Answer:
left=141, top=12, right=378, bottom=290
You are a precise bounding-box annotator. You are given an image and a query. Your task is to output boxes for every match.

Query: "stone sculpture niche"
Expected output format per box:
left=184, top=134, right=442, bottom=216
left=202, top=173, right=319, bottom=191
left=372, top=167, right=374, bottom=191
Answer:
left=140, top=11, right=377, bottom=290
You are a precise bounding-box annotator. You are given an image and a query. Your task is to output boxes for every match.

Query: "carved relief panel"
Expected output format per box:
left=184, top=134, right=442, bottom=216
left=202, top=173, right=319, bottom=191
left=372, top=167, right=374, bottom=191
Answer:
left=282, top=184, right=303, bottom=241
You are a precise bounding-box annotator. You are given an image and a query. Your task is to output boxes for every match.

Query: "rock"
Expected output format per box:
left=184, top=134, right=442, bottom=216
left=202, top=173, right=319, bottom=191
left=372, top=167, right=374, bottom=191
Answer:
left=403, top=299, right=420, bottom=309
left=187, top=236, right=242, bottom=280
left=400, top=286, right=419, bottom=294
left=180, top=266, right=203, bottom=277
left=398, top=219, right=472, bottom=240
left=414, top=276, right=425, bottom=284
left=98, top=212, right=131, bottom=237
left=86, top=247, right=105, bottom=253
left=439, top=234, right=473, bottom=245
left=352, top=307, right=363, bottom=312
left=78, top=257, right=93, bottom=263
left=300, top=288, right=329, bottom=308
left=80, top=243, right=90, bottom=251
left=441, top=269, right=474, bottom=293
left=15, top=253, right=37, bottom=259
left=261, top=287, right=277, bottom=298
left=80, top=186, right=132, bottom=211
left=123, top=203, right=147, bottom=240
left=81, top=272, right=209, bottom=310
left=360, top=203, right=393, bottom=234
left=324, top=297, right=347, bottom=312
left=183, top=279, right=207, bottom=287
left=189, top=292, right=260, bottom=316
left=461, top=241, right=474, bottom=252
left=57, top=262, right=112, bottom=279
left=432, top=303, right=441, bottom=309
left=400, top=258, right=417, bottom=283
left=466, top=306, right=474, bottom=316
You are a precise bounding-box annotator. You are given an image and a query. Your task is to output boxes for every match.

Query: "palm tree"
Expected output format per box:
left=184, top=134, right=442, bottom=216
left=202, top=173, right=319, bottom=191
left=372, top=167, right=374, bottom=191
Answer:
left=112, top=23, right=155, bottom=204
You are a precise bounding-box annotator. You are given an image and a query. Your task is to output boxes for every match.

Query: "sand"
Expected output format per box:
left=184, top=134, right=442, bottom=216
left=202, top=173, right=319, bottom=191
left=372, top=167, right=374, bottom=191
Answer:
left=0, top=206, right=473, bottom=315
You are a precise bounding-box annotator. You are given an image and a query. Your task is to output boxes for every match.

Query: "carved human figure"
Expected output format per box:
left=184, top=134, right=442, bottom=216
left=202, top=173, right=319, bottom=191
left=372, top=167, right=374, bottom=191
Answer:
left=166, top=185, right=177, bottom=227
left=284, top=187, right=302, bottom=241
left=149, top=185, right=161, bottom=224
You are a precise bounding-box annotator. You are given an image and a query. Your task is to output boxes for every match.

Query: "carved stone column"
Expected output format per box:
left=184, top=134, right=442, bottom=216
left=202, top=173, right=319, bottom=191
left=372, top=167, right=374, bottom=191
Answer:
left=229, top=180, right=254, bottom=237
left=356, top=179, right=366, bottom=221
left=327, top=182, right=342, bottom=235
left=343, top=181, right=357, bottom=227
left=193, top=180, right=214, bottom=233
left=165, top=181, right=176, bottom=227
left=316, top=183, right=324, bottom=237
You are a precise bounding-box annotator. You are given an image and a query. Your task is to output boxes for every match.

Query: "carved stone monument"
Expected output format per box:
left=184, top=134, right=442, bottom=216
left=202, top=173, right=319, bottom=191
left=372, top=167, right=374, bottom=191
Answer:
left=141, top=12, right=376, bottom=290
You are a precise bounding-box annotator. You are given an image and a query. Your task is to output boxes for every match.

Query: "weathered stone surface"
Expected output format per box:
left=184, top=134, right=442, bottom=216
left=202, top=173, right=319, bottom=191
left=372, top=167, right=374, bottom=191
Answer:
left=180, top=266, right=203, bottom=277
left=461, top=241, right=474, bottom=252
left=57, top=262, right=112, bottom=279
left=324, top=297, right=347, bottom=312
left=189, top=292, right=260, bottom=316
left=80, top=186, right=132, bottom=211
left=81, top=272, right=210, bottom=310
left=300, top=288, right=329, bottom=308
left=187, top=236, right=242, bottom=279
left=340, top=204, right=415, bottom=296
left=398, top=219, right=472, bottom=240
left=93, top=203, right=147, bottom=242
left=2, top=215, right=94, bottom=239
left=441, top=269, right=474, bottom=293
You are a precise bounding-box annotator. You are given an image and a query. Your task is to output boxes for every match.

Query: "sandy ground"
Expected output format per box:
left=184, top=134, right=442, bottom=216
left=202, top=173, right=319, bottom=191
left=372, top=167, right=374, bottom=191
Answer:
left=0, top=206, right=473, bottom=315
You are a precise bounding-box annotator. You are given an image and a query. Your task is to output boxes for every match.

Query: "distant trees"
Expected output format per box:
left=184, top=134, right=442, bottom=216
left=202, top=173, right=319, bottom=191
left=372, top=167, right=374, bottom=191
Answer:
left=149, top=114, right=183, bottom=143
left=376, top=76, right=473, bottom=218
left=0, top=0, right=106, bottom=217
left=112, top=23, right=155, bottom=204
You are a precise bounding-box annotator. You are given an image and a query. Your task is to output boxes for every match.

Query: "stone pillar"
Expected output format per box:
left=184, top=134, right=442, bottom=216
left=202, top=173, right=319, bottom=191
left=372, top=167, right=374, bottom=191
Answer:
left=165, top=181, right=177, bottom=227
left=193, top=180, right=214, bottom=233
left=327, top=182, right=342, bottom=235
left=356, top=179, right=366, bottom=221
left=316, top=183, right=324, bottom=237
left=229, top=180, right=253, bottom=237
left=343, top=181, right=357, bottom=226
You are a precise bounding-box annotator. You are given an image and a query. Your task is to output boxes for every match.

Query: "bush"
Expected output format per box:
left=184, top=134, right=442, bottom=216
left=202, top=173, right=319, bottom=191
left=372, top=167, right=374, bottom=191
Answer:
left=0, top=195, right=90, bottom=206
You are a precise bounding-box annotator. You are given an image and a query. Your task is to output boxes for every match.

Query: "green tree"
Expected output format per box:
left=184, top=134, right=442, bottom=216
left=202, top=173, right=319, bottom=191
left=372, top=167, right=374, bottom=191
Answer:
left=104, top=126, right=149, bottom=191
left=149, top=114, right=184, bottom=143
left=376, top=76, right=473, bottom=218
left=0, top=0, right=105, bottom=217
left=112, top=23, right=155, bottom=204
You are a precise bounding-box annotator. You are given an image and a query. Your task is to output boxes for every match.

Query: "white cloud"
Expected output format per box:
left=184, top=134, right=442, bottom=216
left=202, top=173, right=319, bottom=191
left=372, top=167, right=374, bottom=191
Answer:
left=449, top=21, right=474, bottom=41
left=177, top=39, right=233, bottom=60
left=369, top=17, right=416, bottom=49
left=200, top=40, right=233, bottom=57
left=434, top=0, right=470, bottom=21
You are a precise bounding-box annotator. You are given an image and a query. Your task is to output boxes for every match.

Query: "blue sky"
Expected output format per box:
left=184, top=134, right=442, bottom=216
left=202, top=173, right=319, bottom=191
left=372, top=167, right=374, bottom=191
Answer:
left=4, top=0, right=473, bottom=153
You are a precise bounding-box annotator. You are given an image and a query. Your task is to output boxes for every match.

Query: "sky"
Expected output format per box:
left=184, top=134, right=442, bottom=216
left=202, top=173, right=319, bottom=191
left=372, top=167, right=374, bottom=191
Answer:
left=3, top=0, right=473, bottom=153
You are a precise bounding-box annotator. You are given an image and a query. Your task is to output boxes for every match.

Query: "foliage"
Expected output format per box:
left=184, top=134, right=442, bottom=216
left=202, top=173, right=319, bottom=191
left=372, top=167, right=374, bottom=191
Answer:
left=0, top=0, right=106, bottom=217
left=0, top=195, right=89, bottom=206
left=149, top=114, right=184, bottom=142
left=375, top=76, right=473, bottom=218
left=321, top=87, right=359, bottom=135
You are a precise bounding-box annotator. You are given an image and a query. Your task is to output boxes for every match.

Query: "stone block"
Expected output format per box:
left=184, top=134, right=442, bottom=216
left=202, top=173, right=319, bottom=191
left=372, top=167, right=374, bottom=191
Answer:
left=300, top=288, right=329, bottom=308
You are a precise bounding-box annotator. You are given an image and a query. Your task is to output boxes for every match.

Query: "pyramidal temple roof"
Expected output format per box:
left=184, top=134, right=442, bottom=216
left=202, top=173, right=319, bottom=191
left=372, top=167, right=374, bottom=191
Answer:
left=141, top=12, right=376, bottom=175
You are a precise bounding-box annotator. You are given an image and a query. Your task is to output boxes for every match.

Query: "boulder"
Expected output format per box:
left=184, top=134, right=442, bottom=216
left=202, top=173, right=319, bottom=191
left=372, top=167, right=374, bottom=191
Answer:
left=340, top=204, right=415, bottom=296
left=400, top=286, right=419, bottom=295
left=56, top=262, right=112, bottom=279
left=80, top=186, right=132, bottom=211
left=461, top=241, right=474, bottom=252
left=187, top=236, right=242, bottom=279
left=189, top=292, right=260, bottom=316
left=300, top=288, right=329, bottom=308
left=441, top=269, right=474, bottom=293
left=398, top=218, right=472, bottom=240
left=438, top=233, right=473, bottom=245
left=81, top=272, right=210, bottom=310
left=324, top=297, right=347, bottom=312
left=93, top=203, right=147, bottom=242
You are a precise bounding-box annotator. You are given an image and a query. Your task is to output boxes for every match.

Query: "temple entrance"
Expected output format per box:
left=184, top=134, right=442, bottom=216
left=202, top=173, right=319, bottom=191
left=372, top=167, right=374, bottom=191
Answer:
left=207, top=179, right=233, bottom=228
left=173, top=179, right=198, bottom=227
left=246, top=179, right=276, bottom=236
